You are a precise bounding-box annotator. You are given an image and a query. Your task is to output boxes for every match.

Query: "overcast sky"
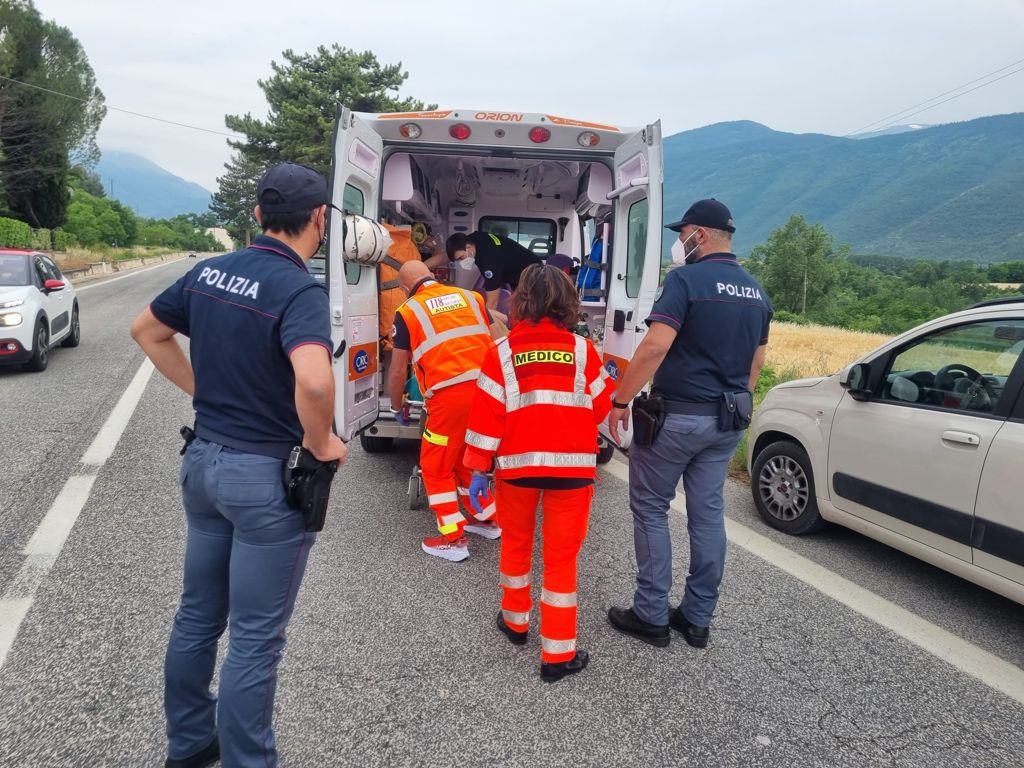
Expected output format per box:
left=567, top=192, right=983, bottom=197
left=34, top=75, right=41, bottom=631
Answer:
left=32, top=0, right=1024, bottom=191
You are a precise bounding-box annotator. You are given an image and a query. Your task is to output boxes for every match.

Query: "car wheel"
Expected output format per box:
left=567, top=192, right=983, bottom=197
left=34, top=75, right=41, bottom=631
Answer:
left=596, top=436, right=616, bottom=465
left=23, top=319, right=49, bottom=372
left=61, top=304, right=81, bottom=348
left=360, top=433, right=395, bottom=453
left=751, top=440, right=825, bottom=535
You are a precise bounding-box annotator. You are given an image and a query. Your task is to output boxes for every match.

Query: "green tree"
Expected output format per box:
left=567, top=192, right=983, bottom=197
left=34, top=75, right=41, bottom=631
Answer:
left=749, top=214, right=842, bottom=316
left=210, top=151, right=260, bottom=247
left=0, top=1, right=106, bottom=227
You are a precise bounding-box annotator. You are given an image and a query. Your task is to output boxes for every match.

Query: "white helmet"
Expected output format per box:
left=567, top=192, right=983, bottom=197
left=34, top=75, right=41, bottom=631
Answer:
left=340, top=214, right=393, bottom=265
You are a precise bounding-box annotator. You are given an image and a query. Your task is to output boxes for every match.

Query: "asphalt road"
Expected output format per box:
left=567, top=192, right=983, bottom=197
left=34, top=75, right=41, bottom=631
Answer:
left=1, top=257, right=1022, bottom=767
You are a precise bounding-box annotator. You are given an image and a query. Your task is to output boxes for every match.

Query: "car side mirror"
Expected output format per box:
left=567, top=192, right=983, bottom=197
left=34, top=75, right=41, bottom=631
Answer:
left=43, top=279, right=65, bottom=292
left=841, top=363, right=872, bottom=401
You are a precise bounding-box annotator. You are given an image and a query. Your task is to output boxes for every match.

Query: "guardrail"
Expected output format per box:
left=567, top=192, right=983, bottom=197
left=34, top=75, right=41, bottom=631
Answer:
left=63, top=252, right=215, bottom=284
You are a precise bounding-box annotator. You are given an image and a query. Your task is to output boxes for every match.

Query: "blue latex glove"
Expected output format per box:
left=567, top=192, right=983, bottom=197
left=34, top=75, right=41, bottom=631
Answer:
left=391, top=407, right=412, bottom=427
left=468, top=472, right=490, bottom=516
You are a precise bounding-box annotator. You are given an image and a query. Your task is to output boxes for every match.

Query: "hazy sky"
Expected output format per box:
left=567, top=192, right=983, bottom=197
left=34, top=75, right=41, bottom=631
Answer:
left=32, top=0, right=1024, bottom=191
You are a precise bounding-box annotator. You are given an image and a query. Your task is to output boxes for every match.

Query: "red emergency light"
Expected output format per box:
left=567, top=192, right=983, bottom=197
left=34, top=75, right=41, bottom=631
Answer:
left=449, top=124, right=471, bottom=140
left=529, top=127, right=551, bottom=143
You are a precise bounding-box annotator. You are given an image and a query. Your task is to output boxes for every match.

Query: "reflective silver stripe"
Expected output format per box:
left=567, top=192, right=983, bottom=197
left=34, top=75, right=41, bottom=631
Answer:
left=496, top=339, right=520, bottom=399
left=506, top=390, right=592, bottom=412
left=573, top=335, right=587, bottom=394
left=541, top=636, right=576, bottom=655
left=439, top=511, right=464, bottom=527
left=500, top=571, right=531, bottom=589
left=428, top=491, right=459, bottom=506
left=404, top=298, right=435, bottom=342
left=456, top=486, right=470, bottom=496
left=465, top=429, right=501, bottom=451
left=413, top=324, right=489, bottom=362
left=466, top=291, right=487, bottom=327
left=502, top=609, right=530, bottom=625
left=476, top=373, right=506, bottom=405
left=541, top=588, right=578, bottom=608
left=589, top=374, right=607, bottom=399
left=496, top=452, right=597, bottom=470
left=430, top=368, right=481, bottom=392
left=475, top=501, right=496, bottom=521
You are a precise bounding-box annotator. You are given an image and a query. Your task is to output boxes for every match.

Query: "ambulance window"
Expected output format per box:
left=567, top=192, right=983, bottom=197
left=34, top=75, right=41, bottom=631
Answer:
left=479, top=217, right=555, bottom=255
left=343, top=184, right=364, bottom=285
left=625, top=198, right=648, bottom=298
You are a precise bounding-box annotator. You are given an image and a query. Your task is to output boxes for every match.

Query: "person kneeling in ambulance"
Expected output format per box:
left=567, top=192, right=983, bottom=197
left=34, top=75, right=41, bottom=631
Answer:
left=464, top=264, right=613, bottom=682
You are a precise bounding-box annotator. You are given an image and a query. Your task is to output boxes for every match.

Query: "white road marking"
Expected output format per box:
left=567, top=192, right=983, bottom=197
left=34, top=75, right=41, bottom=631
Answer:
left=0, top=359, right=154, bottom=671
left=80, top=359, right=155, bottom=466
left=74, top=256, right=190, bottom=292
left=599, top=458, right=1024, bottom=707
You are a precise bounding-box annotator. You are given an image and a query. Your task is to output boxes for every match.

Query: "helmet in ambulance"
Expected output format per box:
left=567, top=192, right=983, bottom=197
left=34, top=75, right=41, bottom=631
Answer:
left=341, top=214, right=393, bottom=265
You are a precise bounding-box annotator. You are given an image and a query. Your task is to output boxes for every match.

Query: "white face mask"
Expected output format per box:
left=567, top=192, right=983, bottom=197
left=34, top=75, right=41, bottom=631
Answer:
left=458, top=256, right=476, bottom=271
left=671, top=230, right=700, bottom=266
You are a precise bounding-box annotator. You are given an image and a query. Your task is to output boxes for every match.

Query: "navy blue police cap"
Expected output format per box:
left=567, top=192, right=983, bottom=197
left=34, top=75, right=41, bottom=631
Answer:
left=665, top=198, right=736, bottom=233
left=257, top=162, right=334, bottom=214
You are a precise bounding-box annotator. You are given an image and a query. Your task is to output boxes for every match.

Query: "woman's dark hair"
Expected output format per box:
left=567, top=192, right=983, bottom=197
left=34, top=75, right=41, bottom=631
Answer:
left=445, top=232, right=468, bottom=260
left=510, top=263, right=581, bottom=329
left=260, top=208, right=316, bottom=237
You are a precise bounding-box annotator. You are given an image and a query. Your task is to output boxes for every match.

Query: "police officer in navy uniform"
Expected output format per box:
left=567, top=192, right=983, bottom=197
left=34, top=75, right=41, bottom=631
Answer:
left=131, top=163, right=347, bottom=768
left=605, top=199, right=771, bottom=650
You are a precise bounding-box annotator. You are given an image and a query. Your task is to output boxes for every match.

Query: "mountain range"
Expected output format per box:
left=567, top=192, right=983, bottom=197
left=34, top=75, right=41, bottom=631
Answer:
left=95, top=150, right=212, bottom=220
left=662, top=113, right=1024, bottom=263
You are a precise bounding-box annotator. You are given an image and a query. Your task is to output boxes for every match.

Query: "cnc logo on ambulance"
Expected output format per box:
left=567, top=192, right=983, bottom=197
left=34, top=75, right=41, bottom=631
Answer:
left=353, top=349, right=370, bottom=374
left=424, top=293, right=469, bottom=315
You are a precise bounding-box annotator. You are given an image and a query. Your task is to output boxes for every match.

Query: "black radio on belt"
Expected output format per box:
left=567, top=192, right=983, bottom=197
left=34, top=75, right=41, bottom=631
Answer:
left=179, top=425, right=197, bottom=456
left=283, top=446, right=339, bottom=533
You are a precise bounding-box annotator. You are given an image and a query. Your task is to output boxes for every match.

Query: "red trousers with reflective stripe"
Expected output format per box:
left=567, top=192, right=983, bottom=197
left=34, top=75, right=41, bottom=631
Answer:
left=422, top=382, right=496, bottom=540
left=496, top=479, right=592, bottom=663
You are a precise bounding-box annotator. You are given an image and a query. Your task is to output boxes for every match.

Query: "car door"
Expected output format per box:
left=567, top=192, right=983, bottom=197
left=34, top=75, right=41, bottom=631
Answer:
left=328, top=106, right=384, bottom=441
left=40, top=256, right=70, bottom=340
left=600, top=121, right=664, bottom=448
left=827, top=318, right=1024, bottom=561
left=32, top=256, right=59, bottom=339
left=972, top=323, right=1024, bottom=586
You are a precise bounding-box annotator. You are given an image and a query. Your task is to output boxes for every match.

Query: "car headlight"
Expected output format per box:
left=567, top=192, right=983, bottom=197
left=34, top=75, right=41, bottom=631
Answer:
left=0, top=312, right=23, bottom=327
left=0, top=298, right=24, bottom=309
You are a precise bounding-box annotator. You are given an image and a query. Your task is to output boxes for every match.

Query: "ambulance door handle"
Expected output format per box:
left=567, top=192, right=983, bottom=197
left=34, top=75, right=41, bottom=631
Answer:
left=334, top=340, right=346, bottom=359
left=941, top=430, right=979, bottom=447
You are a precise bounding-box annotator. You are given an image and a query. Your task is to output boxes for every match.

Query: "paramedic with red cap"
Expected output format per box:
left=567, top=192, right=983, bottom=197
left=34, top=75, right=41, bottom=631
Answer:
left=389, top=260, right=501, bottom=561
left=465, top=264, right=613, bottom=682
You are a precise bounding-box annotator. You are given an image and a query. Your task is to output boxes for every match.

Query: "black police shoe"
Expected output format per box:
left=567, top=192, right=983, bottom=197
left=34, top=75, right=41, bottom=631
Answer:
left=496, top=612, right=528, bottom=645
left=541, top=650, right=589, bottom=683
left=607, top=606, right=670, bottom=647
left=669, top=607, right=710, bottom=648
left=165, top=736, right=219, bottom=768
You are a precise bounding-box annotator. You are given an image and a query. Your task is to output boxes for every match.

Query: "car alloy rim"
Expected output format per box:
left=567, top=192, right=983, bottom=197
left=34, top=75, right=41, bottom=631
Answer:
left=757, top=455, right=810, bottom=521
left=72, top=310, right=79, bottom=341
left=37, top=327, right=47, bottom=364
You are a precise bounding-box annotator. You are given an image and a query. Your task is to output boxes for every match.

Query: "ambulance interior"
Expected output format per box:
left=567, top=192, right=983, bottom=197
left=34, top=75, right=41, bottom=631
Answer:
left=375, top=151, right=620, bottom=342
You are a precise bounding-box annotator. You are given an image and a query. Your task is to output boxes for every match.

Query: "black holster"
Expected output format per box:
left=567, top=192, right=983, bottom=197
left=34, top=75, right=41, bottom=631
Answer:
left=179, top=425, right=197, bottom=456
left=283, top=446, right=339, bottom=532
left=717, top=391, right=754, bottom=431
left=631, top=392, right=666, bottom=448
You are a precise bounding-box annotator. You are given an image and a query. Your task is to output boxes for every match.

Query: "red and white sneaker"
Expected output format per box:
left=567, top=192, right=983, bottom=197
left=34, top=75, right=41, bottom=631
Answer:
left=421, top=534, right=470, bottom=562
left=464, top=520, right=502, bottom=540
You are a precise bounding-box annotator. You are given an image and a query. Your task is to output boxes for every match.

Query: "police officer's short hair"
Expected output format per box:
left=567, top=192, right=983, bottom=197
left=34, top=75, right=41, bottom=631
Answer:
left=260, top=209, right=316, bottom=237
left=445, top=233, right=468, bottom=260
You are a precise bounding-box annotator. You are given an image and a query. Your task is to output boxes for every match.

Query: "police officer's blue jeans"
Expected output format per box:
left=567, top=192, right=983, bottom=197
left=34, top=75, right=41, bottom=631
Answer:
left=165, top=438, right=314, bottom=767
left=628, top=414, right=742, bottom=627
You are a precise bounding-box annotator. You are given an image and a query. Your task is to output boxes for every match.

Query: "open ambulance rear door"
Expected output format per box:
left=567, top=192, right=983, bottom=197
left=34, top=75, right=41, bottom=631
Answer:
left=600, top=121, right=664, bottom=450
left=328, top=106, right=383, bottom=441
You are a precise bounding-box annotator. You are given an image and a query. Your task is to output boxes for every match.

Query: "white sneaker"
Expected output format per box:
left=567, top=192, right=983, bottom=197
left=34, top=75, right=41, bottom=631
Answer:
left=421, top=534, right=470, bottom=562
left=464, top=520, right=502, bottom=540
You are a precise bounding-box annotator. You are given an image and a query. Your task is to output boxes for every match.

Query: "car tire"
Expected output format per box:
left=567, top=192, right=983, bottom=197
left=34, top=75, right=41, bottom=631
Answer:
left=596, top=437, right=616, bottom=465
left=61, top=304, right=81, bottom=348
left=23, top=318, right=49, bottom=372
left=360, top=433, right=395, bottom=453
left=751, top=440, right=825, bottom=535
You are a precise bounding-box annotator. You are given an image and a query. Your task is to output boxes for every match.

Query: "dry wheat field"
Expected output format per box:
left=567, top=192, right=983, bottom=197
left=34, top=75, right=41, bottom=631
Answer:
left=766, top=322, right=891, bottom=379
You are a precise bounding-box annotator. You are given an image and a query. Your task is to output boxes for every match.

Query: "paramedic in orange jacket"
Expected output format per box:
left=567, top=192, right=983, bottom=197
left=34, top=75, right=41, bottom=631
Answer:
left=464, top=264, right=613, bottom=682
left=389, top=260, right=500, bottom=561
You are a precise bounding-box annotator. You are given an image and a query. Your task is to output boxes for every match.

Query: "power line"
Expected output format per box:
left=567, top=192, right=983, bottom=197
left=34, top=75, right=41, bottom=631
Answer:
left=845, top=56, right=1024, bottom=137
left=0, top=74, right=244, bottom=139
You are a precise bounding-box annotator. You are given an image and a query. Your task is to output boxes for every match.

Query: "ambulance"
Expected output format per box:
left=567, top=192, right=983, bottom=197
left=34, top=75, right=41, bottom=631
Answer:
left=326, top=107, right=665, bottom=467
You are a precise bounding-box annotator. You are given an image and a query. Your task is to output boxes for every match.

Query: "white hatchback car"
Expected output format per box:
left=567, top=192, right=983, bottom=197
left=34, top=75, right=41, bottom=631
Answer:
left=0, top=249, right=81, bottom=371
left=748, top=297, right=1024, bottom=605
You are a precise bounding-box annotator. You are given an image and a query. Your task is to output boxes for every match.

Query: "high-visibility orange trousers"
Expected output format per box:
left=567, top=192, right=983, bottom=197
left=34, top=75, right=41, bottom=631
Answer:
left=421, top=382, right=496, bottom=540
left=496, top=479, right=593, bottom=663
